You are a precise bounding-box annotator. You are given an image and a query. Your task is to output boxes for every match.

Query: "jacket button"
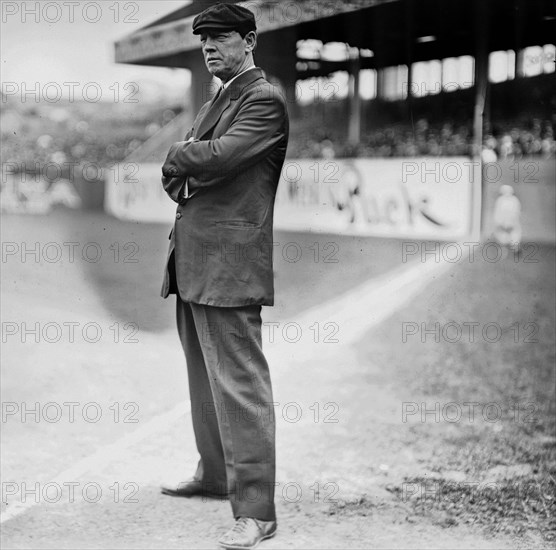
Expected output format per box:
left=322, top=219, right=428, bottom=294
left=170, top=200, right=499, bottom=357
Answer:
left=176, top=212, right=182, bottom=219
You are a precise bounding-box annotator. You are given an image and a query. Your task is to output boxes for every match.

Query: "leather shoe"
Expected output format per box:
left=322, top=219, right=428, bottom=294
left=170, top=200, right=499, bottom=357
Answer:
left=218, top=517, right=277, bottom=549
left=160, top=479, right=228, bottom=500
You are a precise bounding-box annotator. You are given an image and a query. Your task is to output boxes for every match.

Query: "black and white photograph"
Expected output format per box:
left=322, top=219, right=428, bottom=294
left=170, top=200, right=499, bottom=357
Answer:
left=1, top=0, right=555, bottom=548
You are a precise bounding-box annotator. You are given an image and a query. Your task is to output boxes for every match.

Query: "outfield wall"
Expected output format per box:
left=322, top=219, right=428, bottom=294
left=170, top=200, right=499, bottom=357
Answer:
left=102, top=158, right=555, bottom=242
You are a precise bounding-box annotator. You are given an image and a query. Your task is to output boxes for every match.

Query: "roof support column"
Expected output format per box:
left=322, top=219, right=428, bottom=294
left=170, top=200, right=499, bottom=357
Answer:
left=348, top=49, right=361, bottom=145
left=404, top=0, right=415, bottom=112
left=257, top=27, right=299, bottom=118
left=188, top=52, right=214, bottom=115
left=472, top=0, right=489, bottom=239
left=513, top=0, right=524, bottom=78
left=376, top=68, right=384, bottom=100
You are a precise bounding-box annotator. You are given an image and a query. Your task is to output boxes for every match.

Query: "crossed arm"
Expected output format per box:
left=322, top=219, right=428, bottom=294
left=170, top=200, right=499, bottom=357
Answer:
left=161, top=94, right=286, bottom=191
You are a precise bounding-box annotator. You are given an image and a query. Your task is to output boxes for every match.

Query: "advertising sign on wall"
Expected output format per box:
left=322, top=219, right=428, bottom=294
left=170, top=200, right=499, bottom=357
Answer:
left=105, top=158, right=476, bottom=241
left=273, top=157, right=475, bottom=240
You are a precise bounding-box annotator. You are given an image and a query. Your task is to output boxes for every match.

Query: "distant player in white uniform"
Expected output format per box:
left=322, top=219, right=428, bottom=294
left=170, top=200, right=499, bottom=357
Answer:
left=493, top=184, right=522, bottom=251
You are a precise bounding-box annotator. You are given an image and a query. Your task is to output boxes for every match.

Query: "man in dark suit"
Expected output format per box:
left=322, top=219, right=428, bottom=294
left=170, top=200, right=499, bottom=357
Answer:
left=159, top=4, right=289, bottom=549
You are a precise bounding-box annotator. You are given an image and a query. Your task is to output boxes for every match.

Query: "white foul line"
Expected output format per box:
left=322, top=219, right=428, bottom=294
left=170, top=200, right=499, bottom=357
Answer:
left=268, top=254, right=455, bottom=363
left=1, top=401, right=190, bottom=524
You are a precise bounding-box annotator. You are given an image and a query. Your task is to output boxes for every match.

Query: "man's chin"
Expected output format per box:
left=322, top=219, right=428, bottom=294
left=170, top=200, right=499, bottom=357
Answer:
left=207, top=68, right=224, bottom=79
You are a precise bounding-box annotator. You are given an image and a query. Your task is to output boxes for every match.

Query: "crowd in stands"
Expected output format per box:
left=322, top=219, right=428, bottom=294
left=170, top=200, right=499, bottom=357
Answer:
left=482, top=118, right=555, bottom=161
left=1, top=104, right=179, bottom=179
left=287, top=117, right=556, bottom=160
left=1, top=130, right=141, bottom=176
left=3, top=105, right=554, bottom=177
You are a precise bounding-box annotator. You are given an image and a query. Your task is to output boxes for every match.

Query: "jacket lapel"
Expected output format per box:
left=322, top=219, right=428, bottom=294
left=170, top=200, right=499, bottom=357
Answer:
left=195, top=93, right=231, bottom=139
left=195, top=68, right=264, bottom=139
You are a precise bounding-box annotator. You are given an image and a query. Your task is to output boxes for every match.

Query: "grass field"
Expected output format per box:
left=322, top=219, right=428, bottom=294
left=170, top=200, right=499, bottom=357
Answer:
left=350, top=242, right=556, bottom=544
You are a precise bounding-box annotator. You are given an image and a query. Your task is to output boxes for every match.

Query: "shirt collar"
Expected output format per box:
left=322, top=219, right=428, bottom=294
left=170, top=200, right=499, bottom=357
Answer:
left=222, top=65, right=257, bottom=90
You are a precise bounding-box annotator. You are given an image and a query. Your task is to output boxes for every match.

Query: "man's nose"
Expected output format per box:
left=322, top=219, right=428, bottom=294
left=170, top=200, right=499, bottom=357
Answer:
left=203, top=40, right=216, bottom=53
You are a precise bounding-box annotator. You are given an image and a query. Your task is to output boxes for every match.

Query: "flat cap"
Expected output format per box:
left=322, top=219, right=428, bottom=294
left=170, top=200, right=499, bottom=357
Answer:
left=192, top=3, right=256, bottom=35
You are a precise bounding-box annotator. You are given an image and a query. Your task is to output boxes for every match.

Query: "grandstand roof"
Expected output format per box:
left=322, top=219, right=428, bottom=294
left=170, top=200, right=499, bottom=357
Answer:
left=140, top=0, right=245, bottom=30
left=115, top=0, right=556, bottom=73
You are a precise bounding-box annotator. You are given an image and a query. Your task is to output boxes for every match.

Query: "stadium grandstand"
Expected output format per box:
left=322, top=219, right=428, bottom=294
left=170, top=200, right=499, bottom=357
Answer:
left=110, top=0, right=554, bottom=242
left=115, top=0, right=555, bottom=163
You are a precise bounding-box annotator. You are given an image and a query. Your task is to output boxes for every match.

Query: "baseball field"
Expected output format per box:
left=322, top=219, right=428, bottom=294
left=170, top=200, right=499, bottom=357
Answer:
left=1, top=209, right=554, bottom=548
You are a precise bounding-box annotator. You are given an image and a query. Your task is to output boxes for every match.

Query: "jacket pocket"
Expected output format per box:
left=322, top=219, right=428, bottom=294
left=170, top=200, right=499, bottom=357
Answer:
left=215, top=220, right=260, bottom=229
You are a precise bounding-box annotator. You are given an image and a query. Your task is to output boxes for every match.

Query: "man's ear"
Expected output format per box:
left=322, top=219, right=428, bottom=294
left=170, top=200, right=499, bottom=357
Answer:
left=244, top=31, right=257, bottom=52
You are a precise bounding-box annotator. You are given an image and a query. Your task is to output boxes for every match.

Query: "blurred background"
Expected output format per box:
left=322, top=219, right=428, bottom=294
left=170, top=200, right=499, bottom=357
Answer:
left=1, top=1, right=555, bottom=548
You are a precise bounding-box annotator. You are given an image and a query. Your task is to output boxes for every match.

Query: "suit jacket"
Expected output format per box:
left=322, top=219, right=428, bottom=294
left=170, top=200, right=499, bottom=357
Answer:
left=160, top=68, right=289, bottom=307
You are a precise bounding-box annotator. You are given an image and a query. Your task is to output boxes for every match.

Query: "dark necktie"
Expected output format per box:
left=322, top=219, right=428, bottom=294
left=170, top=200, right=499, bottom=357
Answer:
left=211, top=85, right=223, bottom=105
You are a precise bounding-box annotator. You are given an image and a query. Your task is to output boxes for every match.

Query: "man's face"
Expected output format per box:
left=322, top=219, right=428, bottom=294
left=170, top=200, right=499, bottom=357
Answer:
left=200, top=30, right=250, bottom=82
